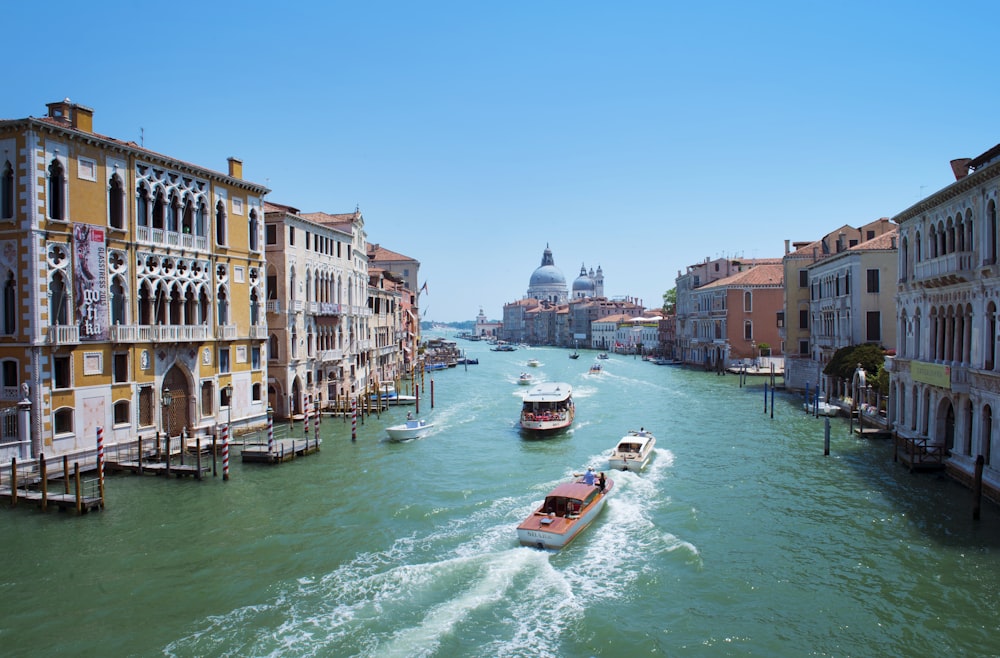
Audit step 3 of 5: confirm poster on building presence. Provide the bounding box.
[73,223,108,341]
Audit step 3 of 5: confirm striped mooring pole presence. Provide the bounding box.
[304,396,310,439]
[267,406,274,454]
[97,426,105,503]
[351,398,357,442]
[222,422,230,481]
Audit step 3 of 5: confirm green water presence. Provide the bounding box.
[2,339,999,657]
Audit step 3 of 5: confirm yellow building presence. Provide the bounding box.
[0,99,269,459]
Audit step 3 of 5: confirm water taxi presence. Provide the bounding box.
[519,382,574,432]
[527,359,540,367]
[518,372,534,386]
[589,362,602,374]
[517,474,614,549]
[608,429,656,470]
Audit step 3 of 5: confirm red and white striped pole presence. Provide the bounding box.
[267,407,274,454]
[222,422,230,481]
[304,395,310,439]
[314,397,320,444]
[351,397,357,442]
[96,425,104,487]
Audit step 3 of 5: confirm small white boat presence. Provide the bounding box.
[371,382,417,406]
[518,372,534,385]
[609,429,656,470]
[804,397,841,417]
[597,352,609,360]
[589,362,602,374]
[517,474,614,549]
[527,359,540,367]
[385,417,434,441]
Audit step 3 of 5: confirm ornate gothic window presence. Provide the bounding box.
[109,173,125,229]
[48,159,66,220]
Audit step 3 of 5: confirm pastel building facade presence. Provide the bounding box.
[0,99,269,459]
[889,147,1000,498]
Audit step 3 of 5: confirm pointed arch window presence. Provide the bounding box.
[269,334,279,361]
[1,160,13,219]
[167,194,180,232]
[215,200,227,245]
[48,159,66,220]
[182,199,194,235]
[152,189,165,229]
[248,209,259,251]
[250,288,260,326]
[110,276,127,326]
[217,285,229,325]
[195,201,206,236]
[3,272,15,334]
[50,271,69,325]
[109,173,125,229]
[137,185,150,227]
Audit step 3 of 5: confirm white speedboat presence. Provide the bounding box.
[385,418,433,441]
[527,359,540,367]
[608,429,656,470]
[371,382,417,406]
[589,362,602,374]
[520,382,574,432]
[804,397,841,417]
[518,372,534,385]
[517,474,614,549]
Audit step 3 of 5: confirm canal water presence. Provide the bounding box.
[2,337,999,657]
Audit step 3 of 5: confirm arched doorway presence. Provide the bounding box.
[162,365,192,437]
[290,377,302,418]
[939,397,955,454]
[268,383,284,419]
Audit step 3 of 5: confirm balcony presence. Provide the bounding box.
[155,325,210,342]
[292,300,304,313]
[1,386,21,401]
[318,349,343,363]
[913,252,975,288]
[315,302,342,316]
[46,325,80,345]
[249,325,269,340]
[216,325,237,341]
[137,225,209,251]
[110,325,153,343]
[266,300,281,314]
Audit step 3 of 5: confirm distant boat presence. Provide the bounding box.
[608,429,656,471]
[569,351,580,360]
[527,359,540,367]
[457,357,479,365]
[597,352,609,360]
[589,362,602,374]
[491,344,517,352]
[518,372,534,386]
[371,382,417,406]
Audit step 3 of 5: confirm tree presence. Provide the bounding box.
[662,288,676,314]
[823,344,887,390]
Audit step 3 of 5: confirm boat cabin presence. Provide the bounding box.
[540,482,600,518]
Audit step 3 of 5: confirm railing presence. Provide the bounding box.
[155,324,210,342]
[292,300,304,313]
[318,349,343,363]
[216,325,237,340]
[316,302,341,316]
[266,300,281,313]
[137,225,209,252]
[896,435,945,468]
[46,325,80,345]
[249,325,269,340]
[913,252,975,284]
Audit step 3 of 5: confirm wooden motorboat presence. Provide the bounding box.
[517,474,614,549]
[608,429,656,470]
[385,418,433,441]
[519,382,574,432]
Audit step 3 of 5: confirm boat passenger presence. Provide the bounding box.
[597,472,606,492]
[407,412,414,420]
[583,468,595,486]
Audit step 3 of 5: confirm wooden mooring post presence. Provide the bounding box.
[973,454,985,521]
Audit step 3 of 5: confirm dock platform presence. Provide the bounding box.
[242,437,321,464]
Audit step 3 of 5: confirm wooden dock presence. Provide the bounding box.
[105,434,215,479]
[242,437,321,464]
[894,435,946,472]
[0,456,103,514]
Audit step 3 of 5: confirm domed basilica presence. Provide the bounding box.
[527,245,603,304]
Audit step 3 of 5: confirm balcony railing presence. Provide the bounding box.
[110,325,153,343]
[154,325,210,342]
[913,252,975,286]
[266,300,281,314]
[46,325,80,345]
[316,302,342,316]
[216,325,238,340]
[318,349,343,363]
[292,300,304,313]
[137,225,209,251]
[249,325,269,340]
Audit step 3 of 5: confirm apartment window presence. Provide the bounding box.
[2,359,17,392]
[2,160,14,219]
[136,185,150,227]
[776,312,784,328]
[866,311,881,342]
[53,407,73,434]
[219,348,231,374]
[289,226,295,246]
[866,269,880,293]
[220,385,232,409]
[3,271,15,334]
[252,382,262,402]
[799,309,808,330]
[53,355,71,389]
[252,346,261,370]
[269,334,279,360]
[113,353,129,383]
[743,291,752,312]
[799,270,808,287]
[743,320,752,341]
[113,400,130,425]
[215,200,227,245]
[138,386,153,426]
[50,272,69,325]
[249,209,260,251]
[799,340,809,355]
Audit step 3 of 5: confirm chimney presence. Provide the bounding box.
[950,158,972,181]
[784,239,790,255]
[890,235,897,249]
[46,98,94,133]
[228,157,243,179]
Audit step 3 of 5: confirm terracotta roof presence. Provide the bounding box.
[849,228,898,251]
[368,243,416,262]
[700,263,784,289]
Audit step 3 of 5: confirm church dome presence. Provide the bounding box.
[572,264,595,294]
[526,245,568,304]
[530,264,566,287]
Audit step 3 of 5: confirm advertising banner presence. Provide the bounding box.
[74,223,108,341]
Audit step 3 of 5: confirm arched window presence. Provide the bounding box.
[137,185,150,227]
[269,334,279,361]
[989,200,998,265]
[48,159,65,220]
[113,399,131,425]
[291,328,298,358]
[215,200,227,245]
[50,271,69,325]
[217,285,229,325]
[989,302,998,371]
[1,358,18,393]
[167,194,180,232]
[1,160,13,219]
[250,289,260,326]
[743,291,752,312]
[152,189,165,229]
[196,201,206,236]
[3,271,15,334]
[182,199,194,234]
[249,209,259,251]
[982,404,993,466]
[54,407,74,434]
[108,173,125,229]
[110,276,126,326]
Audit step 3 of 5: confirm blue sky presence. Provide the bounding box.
[5,2,1000,322]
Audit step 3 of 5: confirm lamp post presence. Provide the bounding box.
[161,387,172,439]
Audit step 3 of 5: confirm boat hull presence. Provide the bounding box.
[385,421,433,441]
[517,479,613,549]
[608,432,656,470]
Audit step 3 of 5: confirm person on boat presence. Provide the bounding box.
[406,412,414,420]
[583,468,595,486]
[597,472,606,492]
